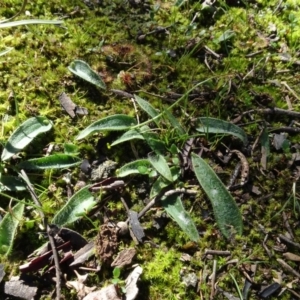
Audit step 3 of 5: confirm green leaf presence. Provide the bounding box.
[18,154,81,170]
[76,115,136,140]
[150,167,180,198]
[162,194,199,242]
[113,267,121,279]
[0,202,24,256]
[68,60,106,90]
[191,153,243,239]
[164,109,185,135]
[63,143,79,155]
[0,176,26,192]
[52,186,96,226]
[195,117,248,145]
[134,95,160,124]
[148,153,173,182]
[142,132,166,155]
[216,30,235,43]
[1,116,53,161]
[111,129,144,146]
[117,159,152,177]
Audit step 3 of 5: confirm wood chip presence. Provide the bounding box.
[59,92,76,118]
[111,248,136,268]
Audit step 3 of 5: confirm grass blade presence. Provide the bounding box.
[0,19,63,28]
[52,186,96,226]
[76,115,136,140]
[0,202,25,256]
[191,153,243,239]
[1,116,52,161]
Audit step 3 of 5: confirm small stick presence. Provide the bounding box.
[19,170,45,227]
[277,258,300,278]
[47,225,62,300]
[204,249,231,256]
[210,260,217,300]
[282,212,295,240]
[278,234,300,249]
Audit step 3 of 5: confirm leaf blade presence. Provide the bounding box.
[17,154,81,170]
[195,117,248,145]
[1,116,52,161]
[134,95,160,123]
[148,153,173,182]
[76,115,137,140]
[68,60,106,90]
[163,194,199,242]
[52,186,96,226]
[0,202,25,256]
[117,159,152,177]
[191,153,243,239]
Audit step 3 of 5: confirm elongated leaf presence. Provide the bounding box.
[0,202,24,256]
[1,116,52,161]
[117,159,152,177]
[142,131,166,155]
[134,95,160,123]
[191,153,243,239]
[18,154,81,170]
[68,60,106,90]
[195,117,248,145]
[162,194,199,242]
[111,129,144,146]
[0,176,26,192]
[164,109,185,135]
[148,153,173,182]
[150,167,180,198]
[0,19,63,28]
[52,186,96,226]
[76,115,136,140]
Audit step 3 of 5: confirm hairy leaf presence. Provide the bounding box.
[76,115,136,140]
[52,186,96,226]
[191,153,243,239]
[134,95,160,124]
[1,116,52,161]
[150,167,180,198]
[0,176,26,192]
[0,202,24,256]
[162,194,199,242]
[195,117,248,145]
[18,154,81,170]
[148,153,173,182]
[111,129,144,146]
[68,60,106,90]
[117,159,152,177]
[164,109,186,135]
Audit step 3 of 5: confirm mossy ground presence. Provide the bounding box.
[1,0,300,299]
